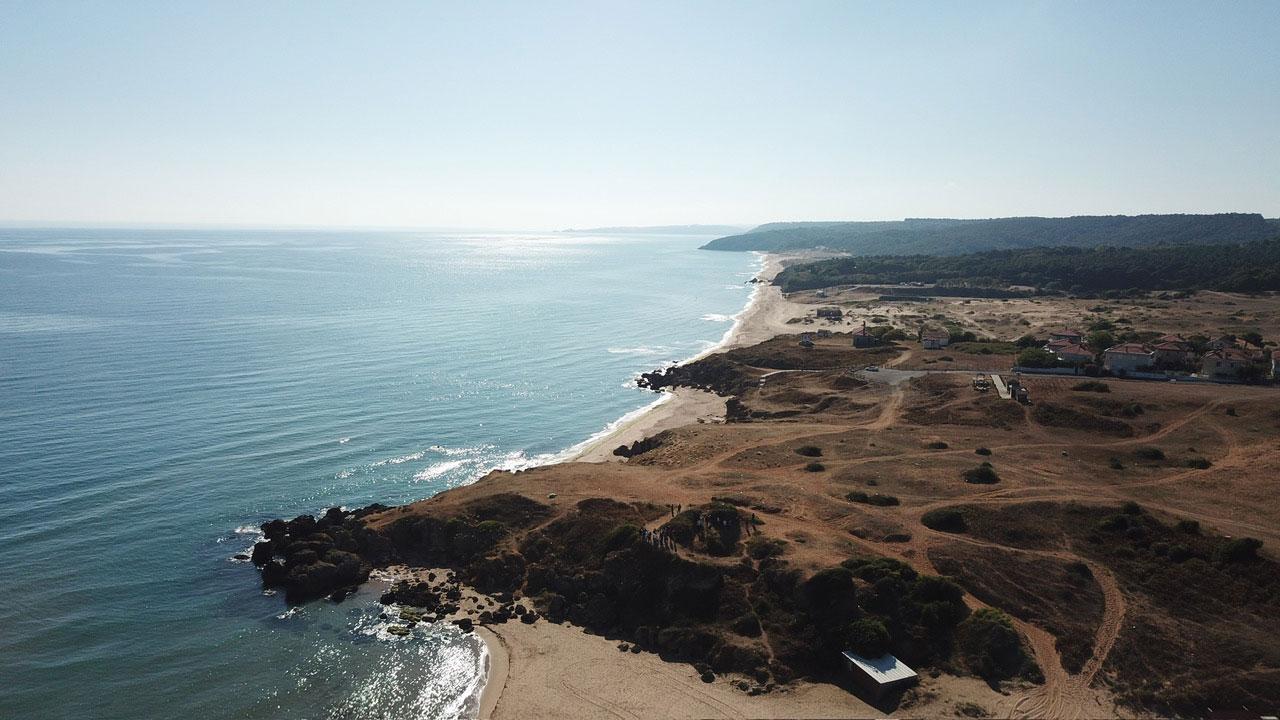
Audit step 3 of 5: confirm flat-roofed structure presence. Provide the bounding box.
[841,650,918,700]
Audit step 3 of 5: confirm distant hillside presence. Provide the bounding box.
[774,239,1280,294]
[702,214,1274,255]
[561,224,747,235]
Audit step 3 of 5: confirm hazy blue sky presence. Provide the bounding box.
[1,1,1277,229]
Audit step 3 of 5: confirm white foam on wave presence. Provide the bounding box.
[606,345,672,356]
[701,313,733,323]
[338,437,350,444]
[372,451,426,467]
[412,459,468,482]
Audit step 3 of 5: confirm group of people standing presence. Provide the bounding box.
[641,527,677,551]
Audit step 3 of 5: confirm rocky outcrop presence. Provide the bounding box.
[252,504,392,603]
[637,355,752,397]
[613,430,672,458]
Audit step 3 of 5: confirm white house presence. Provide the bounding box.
[1102,343,1153,374]
[1054,343,1094,364]
[921,329,950,350]
[1202,347,1252,380]
[841,651,918,700]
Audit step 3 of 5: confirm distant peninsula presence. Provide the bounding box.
[701,213,1275,255]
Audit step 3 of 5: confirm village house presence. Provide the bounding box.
[1150,341,1195,367]
[921,329,950,350]
[852,322,878,348]
[1044,337,1074,352]
[1103,343,1154,374]
[1201,347,1253,380]
[841,650,918,701]
[1048,328,1084,344]
[1053,343,1094,364]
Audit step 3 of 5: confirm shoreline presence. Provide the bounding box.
[568,252,793,463]
[471,252,817,718]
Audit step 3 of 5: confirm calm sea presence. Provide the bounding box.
[0,228,757,719]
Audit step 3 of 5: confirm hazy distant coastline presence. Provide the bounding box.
[560,224,749,235]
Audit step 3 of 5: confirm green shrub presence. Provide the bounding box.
[603,523,642,552]
[1098,514,1130,531]
[844,618,891,657]
[795,445,823,457]
[745,536,787,560]
[1109,458,1125,470]
[956,608,1033,680]
[804,462,826,472]
[1134,447,1165,461]
[922,509,967,533]
[926,441,949,450]
[1176,519,1200,535]
[1186,457,1212,469]
[845,491,900,507]
[1216,537,1262,563]
[974,447,992,456]
[1121,501,1142,515]
[963,463,1000,484]
[1167,543,1192,562]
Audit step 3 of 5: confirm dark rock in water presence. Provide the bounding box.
[261,519,288,540]
[232,553,250,561]
[519,611,537,624]
[513,605,527,617]
[700,671,715,684]
[250,541,275,566]
[452,618,474,633]
[261,560,288,587]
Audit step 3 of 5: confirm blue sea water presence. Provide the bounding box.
[0,228,758,719]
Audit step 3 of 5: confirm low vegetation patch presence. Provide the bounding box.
[1032,402,1133,436]
[956,608,1039,681]
[974,447,992,456]
[845,491,900,507]
[942,501,1280,715]
[925,441,949,450]
[795,445,823,457]
[963,462,1000,484]
[921,508,967,533]
[803,462,826,472]
[1072,381,1111,393]
[1133,446,1165,461]
[930,543,1104,674]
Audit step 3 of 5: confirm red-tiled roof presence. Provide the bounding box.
[1151,342,1191,351]
[1055,344,1092,358]
[1205,347,1253,362]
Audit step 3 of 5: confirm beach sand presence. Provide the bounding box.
[475,613,1034,720]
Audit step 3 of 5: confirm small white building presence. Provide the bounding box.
[841,651,918,700]
[921,329,950,350]
[1103,343,1154,374]
[1054,343,1093,364]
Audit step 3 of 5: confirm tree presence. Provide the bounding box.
[1016,348,1059,368]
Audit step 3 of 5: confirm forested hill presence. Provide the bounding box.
[701,214,1274,255]
[773,239,1280,294]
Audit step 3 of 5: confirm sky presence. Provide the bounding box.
[1,1,1277,230]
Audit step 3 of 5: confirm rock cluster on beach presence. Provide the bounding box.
[251,505,393,603]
